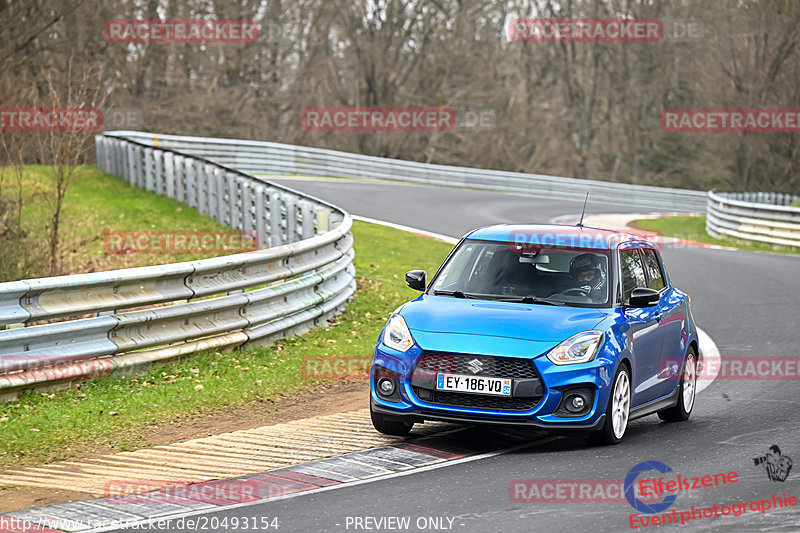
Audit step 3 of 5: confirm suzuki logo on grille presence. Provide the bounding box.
[466,358,484,374]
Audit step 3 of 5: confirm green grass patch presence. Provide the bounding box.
[0,220,452,467]
[1,165,240,280]
[632,215,800,255]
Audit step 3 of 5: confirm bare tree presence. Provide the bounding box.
[30,58,106,275]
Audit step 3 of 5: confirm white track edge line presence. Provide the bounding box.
[352,215,459,244]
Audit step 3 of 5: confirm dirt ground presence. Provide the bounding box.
[0,379,370,514]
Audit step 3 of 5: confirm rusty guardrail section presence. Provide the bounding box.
[0,132,355,399]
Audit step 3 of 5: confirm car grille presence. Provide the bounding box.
[413,352,538,379]
[411,352,542,412]
[415,388,540,411]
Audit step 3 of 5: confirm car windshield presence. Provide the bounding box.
[429,239,612,308]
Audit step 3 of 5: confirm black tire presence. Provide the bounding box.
[658,347,697,422]
[370,405,413,436]
[587,363,631,446]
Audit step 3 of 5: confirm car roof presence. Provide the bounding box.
[463,224,657,251]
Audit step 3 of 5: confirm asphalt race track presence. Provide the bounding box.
[111,178,800,532]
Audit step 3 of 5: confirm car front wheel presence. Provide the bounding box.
[658,347,697,422]
[370,405,414,436]
[587,363,631,445]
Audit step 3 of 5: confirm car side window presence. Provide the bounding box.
[620,250,647,304]
[642,249,665,291]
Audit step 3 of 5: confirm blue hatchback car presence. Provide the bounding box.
[370,224,699,444]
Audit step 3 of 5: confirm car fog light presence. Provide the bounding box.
[378,378,396,396]
[565,393,588,413]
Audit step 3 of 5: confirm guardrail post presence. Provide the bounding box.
[214,168,226,225]
[113,139,123,176]
[285,194,299,242]
[154,150,165,195]
[315,207,330,234]
[164,151,175,198]
[174,154,186,202]
[143,147,155,191]
[95,135,107,172]
[300,200,315,239]
[188,158,199,208]
[255,185,268,249]
[227,173,240,230]
[269,189,282,247]
[240,181,254,239]
[126,143,135,184]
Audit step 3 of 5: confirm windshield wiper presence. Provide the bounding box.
[431,290,481,299]
[494,295,566,306]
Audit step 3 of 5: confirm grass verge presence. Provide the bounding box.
[632,215,800,255]
[0,220,453,467]
[1,165,243,280]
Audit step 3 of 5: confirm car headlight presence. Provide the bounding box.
[547,331,604,365]
[382,315,415,352]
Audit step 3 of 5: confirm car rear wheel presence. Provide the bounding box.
[587,363,630,445]
[370,405,414,436]
[658,347,697,422]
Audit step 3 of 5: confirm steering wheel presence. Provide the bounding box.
[559,287,590,297]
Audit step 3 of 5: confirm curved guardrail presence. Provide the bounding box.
[707,190,800,249]
[0,132,355,398]
[112,131,708,212]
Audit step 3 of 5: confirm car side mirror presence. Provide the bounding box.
[628,287,660,308]
[405,270,427,291]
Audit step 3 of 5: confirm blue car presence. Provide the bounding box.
[370,224,699,444]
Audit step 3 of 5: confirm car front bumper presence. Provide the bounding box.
[371,343,618,431]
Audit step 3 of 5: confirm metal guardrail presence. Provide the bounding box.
[112,131,708,212]
[707,190,800,249]
[0,133,355,398]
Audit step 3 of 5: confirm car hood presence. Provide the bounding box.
[400,294,610,343]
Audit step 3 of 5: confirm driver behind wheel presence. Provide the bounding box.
[568,253,606,302]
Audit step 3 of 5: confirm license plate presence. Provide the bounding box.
[436,373,512,396]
